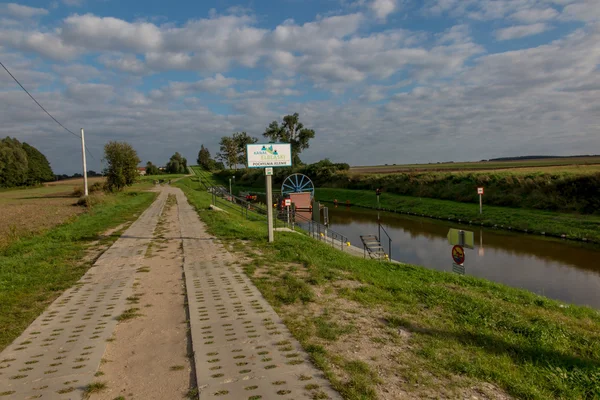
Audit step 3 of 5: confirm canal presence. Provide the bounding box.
[326,206,600,309]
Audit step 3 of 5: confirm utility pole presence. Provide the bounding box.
[81,128,88,197]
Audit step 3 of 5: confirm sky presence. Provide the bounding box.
[0,0,598,174]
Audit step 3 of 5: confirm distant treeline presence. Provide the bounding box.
[54,171,103,181]
[0,137,54,188]
[487,155,600,162]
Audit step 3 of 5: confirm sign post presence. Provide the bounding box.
[247,144,292,243]
[266,170,274,242]
[477,187,484,214]
[285,198,291,227]
[448,228,474,275]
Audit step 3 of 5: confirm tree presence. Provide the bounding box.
[22,142,54,185]
[0,137,28,187]
[233,132,258,168]
[166,152,188,174]
[217,136,238,170]
[263,113,315,165]
[197,145,213,170]
[103,141,140,192]
[145,161,161,175]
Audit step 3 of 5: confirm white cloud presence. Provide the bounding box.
[423,0,592,23]
[65,82,114,103]
[496,23,549,40]
[562,0,600,22]
[61,14,163,52]
[99,54,148,74]
[166,74,239,97]
[0,3,48,18]
[370,0,397,19]
[53,63,100,82]
[0,29,80,60]
[511,7,558,23]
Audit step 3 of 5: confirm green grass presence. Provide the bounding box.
[0,190,156,351]
[176,176,600,400]
[116,308,142,321]
[138,174,186,183]
[84,381,107,396]
[316,187,600,243]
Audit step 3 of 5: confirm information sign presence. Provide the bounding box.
[247,144,292,168]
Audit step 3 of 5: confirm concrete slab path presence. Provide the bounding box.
[0,189,168,399]
[0,186,341,400]
[176,188,341,400]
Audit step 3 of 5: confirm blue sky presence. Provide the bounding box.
[0,0,598,173]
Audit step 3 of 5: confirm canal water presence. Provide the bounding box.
[326,206,600,309]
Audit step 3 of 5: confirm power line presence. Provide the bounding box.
[0,60,95,159]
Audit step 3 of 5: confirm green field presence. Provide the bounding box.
[176,175,600,400]
[351,156,600,174]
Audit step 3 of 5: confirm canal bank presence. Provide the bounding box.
[327,206,600,309]
[315,187,600,244]
[176,177,600,400]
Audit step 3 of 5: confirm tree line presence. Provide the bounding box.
[144,152,188,175]
[197,113,315,171]
[0,137,54,188]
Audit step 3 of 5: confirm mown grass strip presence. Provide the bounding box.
[0,191,156,351]
[177,177,600,400]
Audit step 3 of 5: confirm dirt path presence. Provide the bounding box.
[0,186,341,399]
[89,193,192,400]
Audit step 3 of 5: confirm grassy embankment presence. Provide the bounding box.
[0,188,157,351]
[325,168,600,214]
[177,175,600,400]
[316,188,600,243]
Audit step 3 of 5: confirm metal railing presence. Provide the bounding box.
[292,210,348,252]
[378,221,393,261]
[187,169,350,251]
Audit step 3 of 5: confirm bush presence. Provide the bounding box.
[72,186,84,197]
[89,182,104,193]
[76,194,103,208]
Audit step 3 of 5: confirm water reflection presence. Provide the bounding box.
[327,207,600,309]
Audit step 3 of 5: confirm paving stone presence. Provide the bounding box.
[176,190,341,400]
[0,191,169,399]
